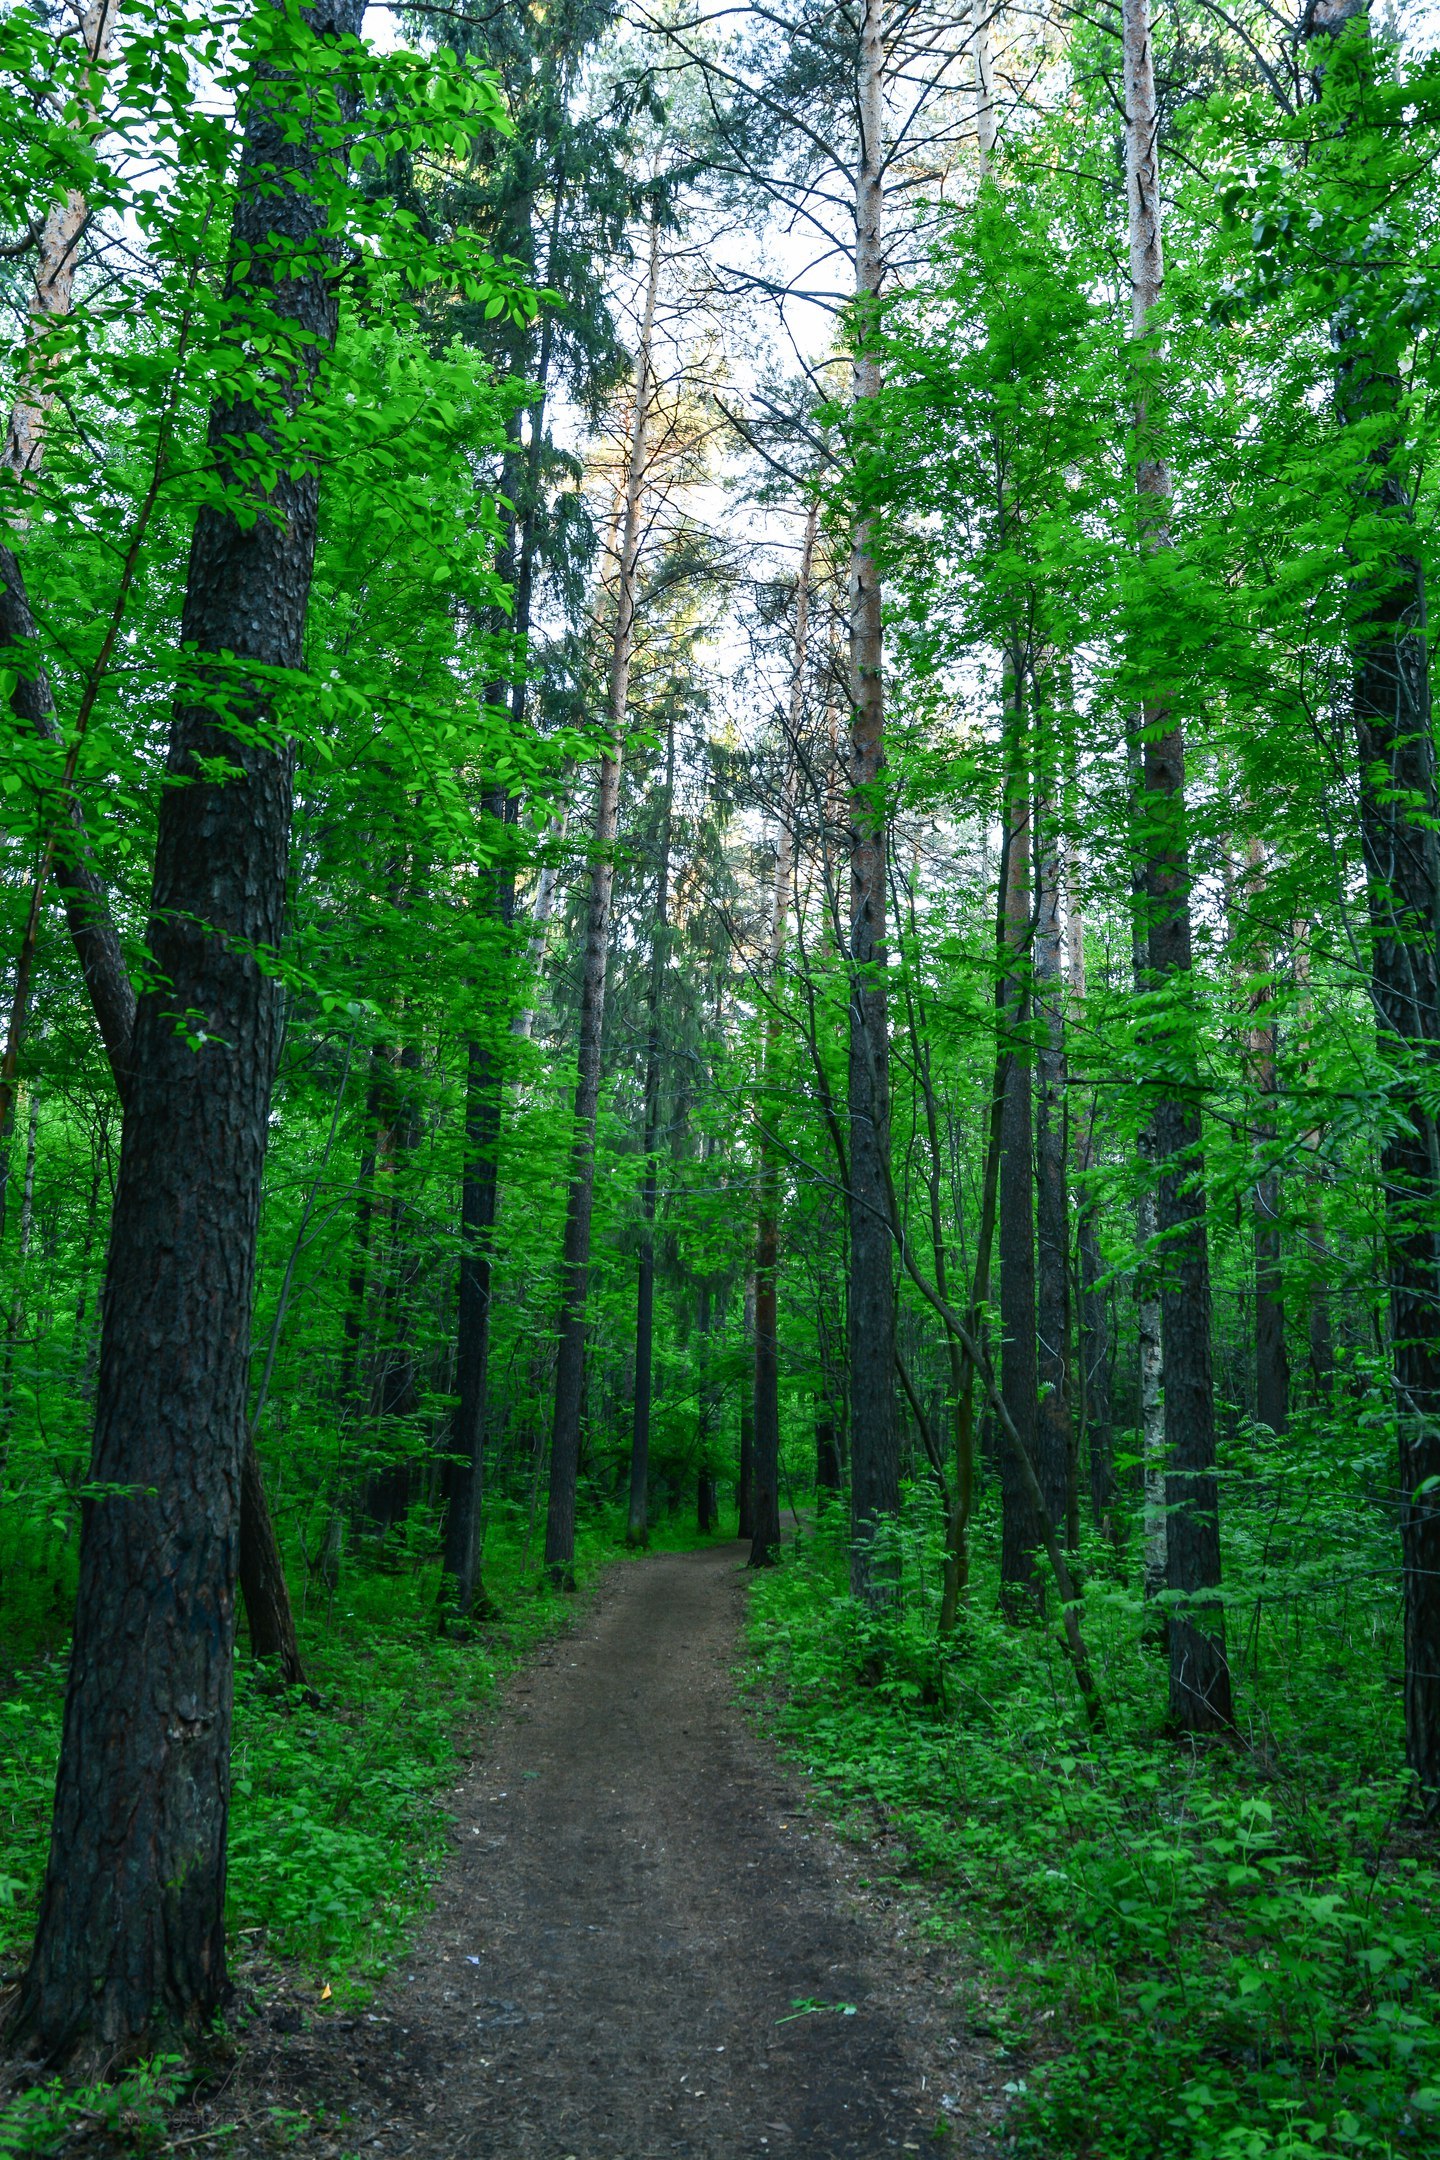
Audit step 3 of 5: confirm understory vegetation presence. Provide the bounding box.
[750,1489,1440,2160]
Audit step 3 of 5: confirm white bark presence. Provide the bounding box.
[4,0,120,504]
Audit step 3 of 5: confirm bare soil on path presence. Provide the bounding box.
[224,1543,1005,2160]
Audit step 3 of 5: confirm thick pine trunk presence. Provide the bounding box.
[1305,0,1440,1790]
[847,0,899,1602]
[8,0,363,2063]
[545,220,659,1587]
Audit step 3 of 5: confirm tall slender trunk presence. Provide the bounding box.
[696,1279,717,1533]
[1307,0,1440,1789]
[999,702,1043,1608]
[442,408,527,1621]
[627,707,676,1546]
[753,500,818,1567]
[1034,777,1075,1547]
[1242,837,1288,1434]
[544,217,660,1587]
[1124,0,1232,1730]
[9,0,364,2062]
[1130,860,1168,1608]
[738,1271,757,1537]
[1,1089,40,1446]
[1292,916,1335,1395]
[847,0,899,1603]
[1065,886,1114,1523]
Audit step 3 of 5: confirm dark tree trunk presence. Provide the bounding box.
[627,712,674,1548]
[815,1416,841,1495]
[737,1271,756,1538]
[440,455,523,1618]
[846,2,898,1604]
[750,1201,783,1567]
[1077,1198,1113,1523]
[1033,785,1074,1547]
[1304,0,1440,1791]
[998,736,1042,1611]
[7,0,363,2064]
[360,1040,423,1535]
[442,1031,502,1620]
[846,518,898,1602]
[696,1280,717,1533]
[2,515,306,1694]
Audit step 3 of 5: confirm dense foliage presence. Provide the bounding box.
[1,0,1438,2150]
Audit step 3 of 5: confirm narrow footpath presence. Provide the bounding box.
[226,1544,1004,2159]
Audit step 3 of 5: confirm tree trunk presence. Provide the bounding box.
[752,500,817,1567]
[0,0,303,1684]
[737,1271,756,1537]
[1064,894,1114,1525]
[1243,840,1289,1435]
[1124,0,1232,1731]
[1034,781,1075,1547]
[545,217,660,1587]
[999,711,1042,1610]
[847,0,899,1603]
[443,1031,502,1618]
[628,709,676,1547]
[8,0,363,2064]
[1307,0,1440,1790]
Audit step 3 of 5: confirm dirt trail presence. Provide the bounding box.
[232,1544,1003,2159]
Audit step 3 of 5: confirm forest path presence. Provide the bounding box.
[233,1543,1003,2159]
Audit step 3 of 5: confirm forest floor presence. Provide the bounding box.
[184,1540,1007,2160]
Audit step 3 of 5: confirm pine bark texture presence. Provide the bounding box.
[9,0,364,2062]
[1306,0,1440,1791]
[846,0,899,1602]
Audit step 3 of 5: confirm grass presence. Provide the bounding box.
[743,1467,1440,2160]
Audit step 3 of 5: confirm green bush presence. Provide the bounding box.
[745,1499,1440,2160]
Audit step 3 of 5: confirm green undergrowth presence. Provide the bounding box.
[744,1497,1440,2160]
[0,1506,658,2002]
